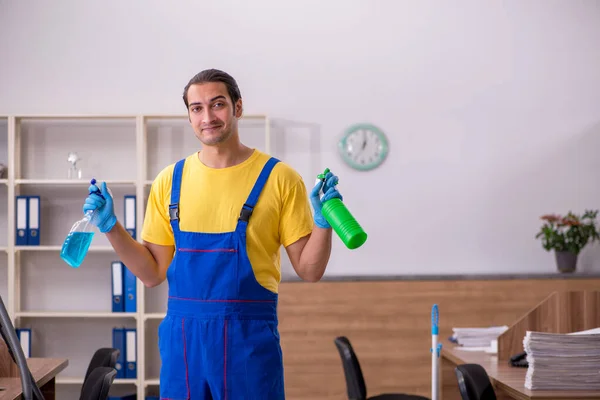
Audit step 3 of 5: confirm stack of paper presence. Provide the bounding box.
[451,326,509,347]
[524,328,600,390]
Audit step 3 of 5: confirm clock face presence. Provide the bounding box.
[338,123,389,171]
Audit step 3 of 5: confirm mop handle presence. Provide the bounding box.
[431,304,442,400]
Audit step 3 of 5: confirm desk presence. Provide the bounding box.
[0,358,68,400]
[441,340,600,400]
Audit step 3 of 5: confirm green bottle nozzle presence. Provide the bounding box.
[317,168,331,181]
[316,168,367,250]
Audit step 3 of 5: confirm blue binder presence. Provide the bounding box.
[123,265,137,313]
[125,328,137,379]
[124,195,136,238]
[111,262,124,312]
[15,328,31,358]
[27,196,40,246]
[15,196,28,246]
[112,327,126,379]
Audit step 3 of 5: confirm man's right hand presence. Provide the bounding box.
[83,181,117,233]
[310,171,343,229]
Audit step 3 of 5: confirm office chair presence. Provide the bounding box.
[80,348,120,399]
[333,336,430,400]
[79,367,117,400]
[83,348,120,383]
[454,363,497,400]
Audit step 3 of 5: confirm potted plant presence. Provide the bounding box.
[535,210,600,273]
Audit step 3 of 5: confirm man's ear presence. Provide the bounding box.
[235,99,243,118]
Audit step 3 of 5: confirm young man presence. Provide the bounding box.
[83,69,342,399]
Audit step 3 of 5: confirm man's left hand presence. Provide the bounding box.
[310,171,343,229]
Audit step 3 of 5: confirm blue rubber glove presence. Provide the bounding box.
[82,181,117,233]
[310,171,343,229]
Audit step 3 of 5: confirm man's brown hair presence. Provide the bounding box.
[182,69,242,114]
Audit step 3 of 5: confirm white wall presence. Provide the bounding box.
[2,0,600,277]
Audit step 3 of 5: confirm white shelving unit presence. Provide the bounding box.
[0,113,284,399]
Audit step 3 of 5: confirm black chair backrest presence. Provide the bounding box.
[79,367,116,400]
[455,364,497,400]
[333,336,367,400]
[84,348,120,383]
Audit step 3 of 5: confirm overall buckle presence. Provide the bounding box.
[239,203,253,222]
[169,203,179,221]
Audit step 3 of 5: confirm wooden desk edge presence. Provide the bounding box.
[0,358,68,400]
[30,358,69,389]
[440,343,466,367]
[441,341,600,399]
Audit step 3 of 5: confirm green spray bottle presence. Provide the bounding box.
[317,168,368,249]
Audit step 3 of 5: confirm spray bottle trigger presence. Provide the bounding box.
[89,178,106,200]
[315,168,331,198]
[317,168,330,181]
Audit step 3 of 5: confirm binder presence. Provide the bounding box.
[125,328,137,379]
[123,265,137,313]
[16,328,31,358]
[111,262,124,312]
[15,196,28,246]
[112,327,126,379]
[124,195,136,238]
[27,196,40,246]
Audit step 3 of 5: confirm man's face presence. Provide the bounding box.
[186,82,242,146]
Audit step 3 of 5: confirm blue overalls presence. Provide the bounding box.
[158,156,285,400]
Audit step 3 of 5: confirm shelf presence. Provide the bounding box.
[15,114,139,120]
[144,379,160,387]
[0,179,7,185]
[14,179,136,186]
[16,311,138,318]
[16,117,138,182]
[14,245,114,252]
[57,377,138,385]
[143,313,166,321]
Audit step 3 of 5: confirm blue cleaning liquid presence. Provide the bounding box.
[60,231,95,268]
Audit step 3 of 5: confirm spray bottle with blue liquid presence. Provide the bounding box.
[60,178,103,268]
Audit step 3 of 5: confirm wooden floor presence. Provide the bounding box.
[277,276,600,400]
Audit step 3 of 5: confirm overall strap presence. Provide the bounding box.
[236,157,280,234]
[168,158,186,235]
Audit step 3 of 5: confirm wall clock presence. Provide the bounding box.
[338,123,389,171]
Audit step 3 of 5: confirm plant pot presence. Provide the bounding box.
[555,250,578,273]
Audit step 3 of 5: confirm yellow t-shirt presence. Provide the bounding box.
[141,149,314,293]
